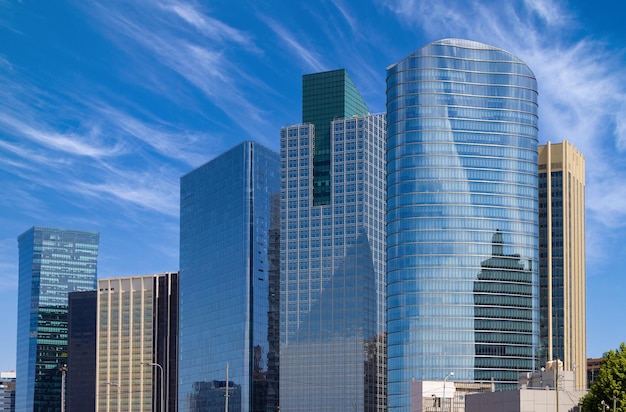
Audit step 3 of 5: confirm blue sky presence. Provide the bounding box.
[1,0,624,371]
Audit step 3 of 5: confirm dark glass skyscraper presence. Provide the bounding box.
[179,142,280,412]
[16,227,99,412]
[386,38,539,410]
[280,70,386,412]
[302,69,370,206]
[67,290,97,412]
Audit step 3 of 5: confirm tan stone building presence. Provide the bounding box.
[538,140,586,390]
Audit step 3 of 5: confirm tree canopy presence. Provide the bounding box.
[581,342,626,411]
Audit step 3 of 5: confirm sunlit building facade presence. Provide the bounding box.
[280,70,387,412]
[16,226,99,412]
[538,140,586,389]
[96,273,178,412]
[386,38,539,410]
[0,371,16,412]
[179,142,280,412]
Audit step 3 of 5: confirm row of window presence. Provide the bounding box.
[389,54,535,78]
[387,68,538,88]
[388,117,537,137]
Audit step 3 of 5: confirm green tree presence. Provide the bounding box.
[581,342,626,411]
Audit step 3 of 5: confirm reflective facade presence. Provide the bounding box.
[280,70,386,412]
[179,142,280,412]
[386,38,539,409]
[538,141,586,389]
[302,69,370,206]
[16,227,99,412]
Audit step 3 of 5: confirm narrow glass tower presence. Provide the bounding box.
[16,227,99,412]
[386,39,539,410]
[178,142,280,412]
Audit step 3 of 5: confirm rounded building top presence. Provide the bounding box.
[387,38,536,80]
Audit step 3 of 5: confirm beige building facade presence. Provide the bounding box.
[538,140,586,390]
[96,273,178,412]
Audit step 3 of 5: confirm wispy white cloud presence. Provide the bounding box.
[262,17,327,73]
[72,172,180,218]
[90,103,216,166]
[161,1,255,50]
[0,112,124,158]
[77,0,272,140]
[522,0,572,27]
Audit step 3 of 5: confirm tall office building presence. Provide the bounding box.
[67,290,97,412]
[0,371,16,412]
[386,38,539,409]
[16,227,99,412]
[280,69,386,412]
[538,140,586,389]
[95,273,178,412]
[179,142,280,412]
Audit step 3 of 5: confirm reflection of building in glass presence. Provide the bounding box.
[474,231,534,388]
[0,371,16,412]
[538,140,586,390]
[179,142,280,412]
[95,273,178,412]
[16,227,99,412]
[280,69,386,412]
[186,380,242,412]
[386,38,539,410]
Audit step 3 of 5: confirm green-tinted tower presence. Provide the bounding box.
[302,69,369,205]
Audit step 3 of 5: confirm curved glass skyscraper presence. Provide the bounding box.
[386,39,539,410]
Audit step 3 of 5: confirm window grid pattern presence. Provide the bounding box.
[386,38,539,411]
[16,227,99,412]
[302,69,370,206]
[280,114,387,412]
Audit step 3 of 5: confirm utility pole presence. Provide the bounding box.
[555,359,559,412]
[225,363,230,412]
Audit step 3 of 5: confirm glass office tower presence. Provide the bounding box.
[538,140,586,390]
[16,227,99,412]
[280,70,386,412]
[303,69,370,206]
[67,290,97,412]
[179,142,280,412]
[386,38,539,409]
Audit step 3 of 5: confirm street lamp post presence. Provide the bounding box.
[442,372,454,412]
[59,364,68,412]
[143,362,165,412]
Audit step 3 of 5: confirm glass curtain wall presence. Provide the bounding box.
[16,227,99,412]
[280,113,387,412]
[179,142,279,412]
[386,38,539,411]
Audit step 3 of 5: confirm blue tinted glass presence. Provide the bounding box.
[179,142,280,412]
[280,115,386,411]
[17,227,99,412]
[386,38,539,411]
